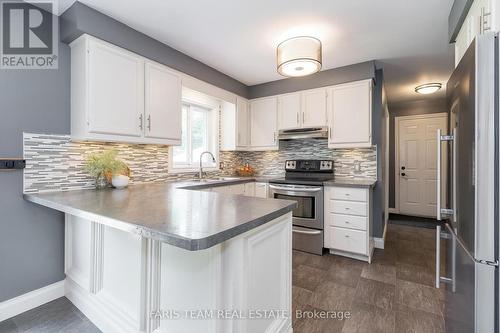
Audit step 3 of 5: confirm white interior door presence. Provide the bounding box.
[398,115,447,217]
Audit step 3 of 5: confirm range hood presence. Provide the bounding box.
[278,127,329,140]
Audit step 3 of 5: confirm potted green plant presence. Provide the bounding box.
[84,150,130,189]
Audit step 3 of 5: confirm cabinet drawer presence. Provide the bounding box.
[330,213,367,231]
[329,187,367,202]
[329,200,367,216]
[329,227,367,255]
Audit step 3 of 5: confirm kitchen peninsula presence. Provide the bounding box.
[24,180,296,333]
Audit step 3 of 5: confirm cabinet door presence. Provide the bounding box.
[87,39,144,137]
[144,61,181,142]
[244,182,255,197]
[250,97,278,149]
[236,97,249,147]
[229,184,246,195]
[278,93,301,130]
[254,183,268,198]
[302,89,327,127]
[329,80,372,148]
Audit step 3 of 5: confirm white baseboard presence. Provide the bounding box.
[388,208,399,214]
[374,223,388,249]
[65,278,138,333]
[373,237,384,249]
[0,280,65,322]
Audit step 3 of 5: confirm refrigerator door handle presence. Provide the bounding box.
[437,129,441,220]
[436,224,455,290]
[436,129,454,221]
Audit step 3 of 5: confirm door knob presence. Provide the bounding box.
[401,173,406,177]
[401,166,406,170]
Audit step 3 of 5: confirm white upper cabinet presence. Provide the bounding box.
[277,88,327,130]
[278,93,301,130]
[220,97,249,151]
[236,97,249,148]
[249,97,278,150]
[70,35,182,145]
[454,0,497,66]
[87,38,144,137]
[302,88,327,127]
[328,80,372,148]
[144,61,182,142]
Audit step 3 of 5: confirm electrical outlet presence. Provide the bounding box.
[354,161,361,172]
[0,159,26,170]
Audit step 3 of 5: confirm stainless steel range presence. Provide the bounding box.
[268,160,334,255]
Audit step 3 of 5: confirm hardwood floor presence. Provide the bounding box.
[292,222,446,333]
[0,222,444,333]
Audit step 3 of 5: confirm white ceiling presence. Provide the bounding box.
[63,0,455,104]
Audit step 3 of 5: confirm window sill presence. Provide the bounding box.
[168,166,219,174]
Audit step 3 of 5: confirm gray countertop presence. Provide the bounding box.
[24,181,296,251]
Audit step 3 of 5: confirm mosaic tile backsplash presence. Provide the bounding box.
[23,133,376,193]
[223,139,377,179]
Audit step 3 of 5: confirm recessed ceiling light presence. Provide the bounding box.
[277,36,322,77]
[415,83,442,95]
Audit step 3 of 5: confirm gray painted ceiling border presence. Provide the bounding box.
[448,0,474,42]
[60,2,376,100]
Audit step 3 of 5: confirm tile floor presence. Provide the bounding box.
[0,222,444,333]
[292,222,445,333]
[0,297,99,333]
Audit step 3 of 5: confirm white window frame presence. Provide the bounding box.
[169,90,220,174]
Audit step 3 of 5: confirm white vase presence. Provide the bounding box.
[111,175,129,189]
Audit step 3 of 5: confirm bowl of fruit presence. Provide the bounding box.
[235,163,255,177]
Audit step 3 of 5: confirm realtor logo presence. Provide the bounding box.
[1,0,58,69]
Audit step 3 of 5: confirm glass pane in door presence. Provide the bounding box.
[274,194,315,219]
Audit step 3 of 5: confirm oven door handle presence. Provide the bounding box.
[292,228,322,235]
[269,184,323,192]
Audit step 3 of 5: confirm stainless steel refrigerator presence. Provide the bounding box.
[435,32,499,333]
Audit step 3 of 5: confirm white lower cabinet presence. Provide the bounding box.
[64,212,292,333]
[329,227,367,255]
[254,182,268,198]
[229,183,245,195]
[205,182,259,197]
[244,182,255,196]
[324,185,373,263]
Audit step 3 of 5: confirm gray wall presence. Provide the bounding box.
[371,69,386,238]
[248,61,375,99]
[60,3,377,101]
[388,98,448,208]
[0,20,70,301]
[60,2,249,98]
[449,0,474,42]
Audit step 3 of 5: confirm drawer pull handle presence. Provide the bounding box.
[345,193,350,196]
[345,207,350,210]
[344,235,350,238]
[345,221,350,224]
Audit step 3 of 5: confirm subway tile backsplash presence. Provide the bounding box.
[23,133,376,193]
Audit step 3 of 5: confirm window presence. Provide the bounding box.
[171,99,218,172]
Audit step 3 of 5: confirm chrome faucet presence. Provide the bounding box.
[199,151,216,179]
